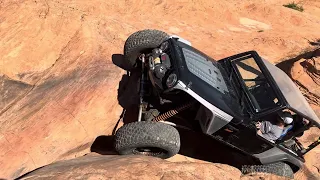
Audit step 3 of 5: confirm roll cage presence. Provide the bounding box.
[219,51,286,120]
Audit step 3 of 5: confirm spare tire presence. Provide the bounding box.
[124,29,169,70]
[114,121,180,159]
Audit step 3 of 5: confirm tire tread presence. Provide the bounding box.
[242,162,294,179]
[124,29,169,69]
[115,121,180,159]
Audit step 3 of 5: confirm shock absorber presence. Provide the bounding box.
[152,101,195,122]
[138,54,147,122]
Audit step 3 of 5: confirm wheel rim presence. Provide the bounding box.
[133,147,168,156]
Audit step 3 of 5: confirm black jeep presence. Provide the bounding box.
[114,29,320,178]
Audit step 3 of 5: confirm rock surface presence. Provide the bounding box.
[291,56,320,117]
[19,154,280,180]
[0,0,320,179]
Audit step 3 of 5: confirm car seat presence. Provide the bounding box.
[278,124,294,140]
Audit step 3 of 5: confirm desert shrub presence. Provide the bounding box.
[283,2,304,12]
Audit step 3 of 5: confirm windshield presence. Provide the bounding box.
[233,56,279,112]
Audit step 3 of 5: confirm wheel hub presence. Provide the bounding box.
[133,147,167,156]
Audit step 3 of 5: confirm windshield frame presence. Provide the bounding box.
[227,51,287,116]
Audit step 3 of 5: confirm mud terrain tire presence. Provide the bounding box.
[114,121,180,159]
[124,29,169,70]
[242,162,294,178]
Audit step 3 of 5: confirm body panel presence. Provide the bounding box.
[174,80,233,134]
[254,147,304,168]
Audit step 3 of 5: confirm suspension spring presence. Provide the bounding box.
[152,101,195,122]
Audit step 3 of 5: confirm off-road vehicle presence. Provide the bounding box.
[114,29,320,178]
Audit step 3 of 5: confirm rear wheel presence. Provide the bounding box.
[124,29,169,70]
[242,162,294,179]
[114,121,180,159]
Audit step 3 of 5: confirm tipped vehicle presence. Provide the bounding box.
[114,29,320,178]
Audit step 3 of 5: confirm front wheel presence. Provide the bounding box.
[114,121,180,159]
[123,29,169,70]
